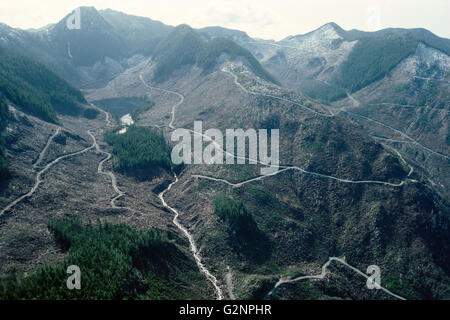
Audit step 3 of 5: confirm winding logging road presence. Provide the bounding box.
[267,257,406,300]
[86,106,133,211]
[0,129,96,217]
[138,66,411,300]
[139,73,184,129]
[88,131,131,211]
[221,67,335,117]
[140,70,224,299]
[341,109,450,160]
[0,65,419,300]
[33,128,61,169]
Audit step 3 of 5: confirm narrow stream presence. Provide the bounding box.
[158,174,224,300]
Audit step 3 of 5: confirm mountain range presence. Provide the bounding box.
[0,6,448,300]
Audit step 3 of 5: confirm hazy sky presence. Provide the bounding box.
[0,0,449,40]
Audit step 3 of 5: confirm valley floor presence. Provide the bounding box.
[1,58,448,300]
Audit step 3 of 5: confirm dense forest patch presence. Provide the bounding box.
[213,194,271,263]
[152,25,279,85]
[0,216,208,299]
[337,33,419,93]
[0,45,86,123]
[104,126,172,173]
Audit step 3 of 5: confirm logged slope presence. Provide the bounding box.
[0,9,448,301]
[167,65,449,300]
[0,94,10,180]
[334,43,450,201]
[232,23,450,103]
[87,48,450,299]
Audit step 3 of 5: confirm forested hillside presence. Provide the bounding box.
[153,25,279,84]
[0,45,86,123]
[0,216,207,299]
[328,28,450,99]
[214,195,271,263]
[99,9,173,56]
[337,32,420,92]
[198,37,280,85]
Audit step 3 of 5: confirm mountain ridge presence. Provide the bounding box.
[0,7,448,301]
[0,7,448,91]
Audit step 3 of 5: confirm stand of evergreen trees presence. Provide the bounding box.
[214,194,271,263]
[152,25,279,85]
[337,33,419,93]
[0,45,86,124]
[197,37,280,85]
[104,126,172,172]
[0,216,206,300]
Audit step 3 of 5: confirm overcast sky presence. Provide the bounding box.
[0,0,448,40]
